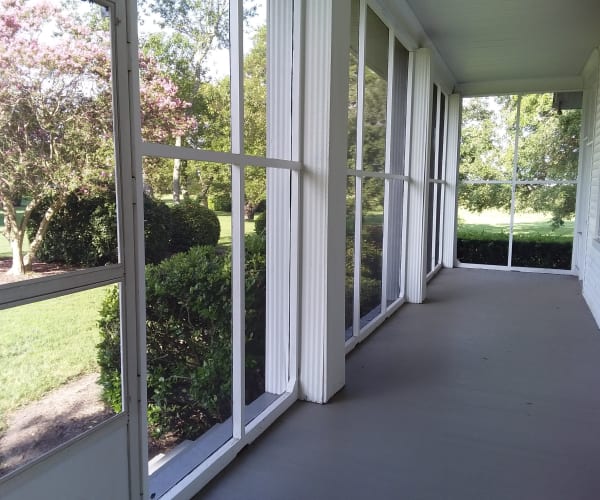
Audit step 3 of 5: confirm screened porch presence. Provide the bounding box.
[202,268,600,500]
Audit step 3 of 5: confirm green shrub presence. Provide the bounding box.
[345,224,383,329]
[96,286,122,412]
[29,190,118,267]
[142,196,172,264]
[208,193,232,212]
[97,234,266,441]
[29,190,172,266]
[169,200,221,253]
[457,238,572,269]
[254,211,266,236]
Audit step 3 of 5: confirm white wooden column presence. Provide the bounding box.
[384,40,409,304]
[442,93,461,268]
[265,0,293,395]
[300,0,349,403]
[405,49,432,303]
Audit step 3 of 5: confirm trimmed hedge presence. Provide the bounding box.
[457,238,572,269]
[97,234,266,441]
[29,191,119,267]
[29,192,221,266]
[169,200,221,253]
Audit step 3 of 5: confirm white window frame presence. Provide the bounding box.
[0,1,145,496]
[133,1,303,497]
[426,85,449,282]
[457,94,579,276]
[345,0,412,353]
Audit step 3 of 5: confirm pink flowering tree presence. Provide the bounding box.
[0,0,195,274]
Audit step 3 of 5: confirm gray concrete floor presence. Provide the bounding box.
[200,269,600,500]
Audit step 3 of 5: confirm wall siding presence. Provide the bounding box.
[582,50,600,326]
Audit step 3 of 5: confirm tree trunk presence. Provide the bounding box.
[24,200,62,272]
[9,238,25,275]
[173,136,182,203]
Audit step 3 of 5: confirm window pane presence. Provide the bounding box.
[429,85,438,180]
[244,165,288,413]
[142,159,233,488]
[384,178,404,307]
[362,8,388,173]
[0,1,118,284]
[347,0,360,170]
[389,39,409,176]
[460,97,515,182]
[345,176,356,339]
[437,92,446,180]
[0,285,121,477]
[512,184,575,269]
[457,184,511,266]
[244,0,267,157]
[137,0,231,151]
[360,177,383,322]
[426,181,435,274]
[517,93,580,182]
[435,183,443,266]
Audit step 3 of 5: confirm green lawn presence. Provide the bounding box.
[458,208,574,243]
[0,206,252,426]
[216,212,256,246]
[0,286,108,430]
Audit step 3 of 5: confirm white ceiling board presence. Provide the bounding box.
[402,0,600,90]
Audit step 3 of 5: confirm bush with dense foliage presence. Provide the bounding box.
[254,211,266,236]
[28,191,174,266]
[208,193,232,212]
[345,224,383,329]
[97,234,266,440]
[457,238,572,269]
[29,190,118,267]
[29,193,226,266]
[169,200,221,253]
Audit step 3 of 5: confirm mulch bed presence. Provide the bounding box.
[0,259,80,285]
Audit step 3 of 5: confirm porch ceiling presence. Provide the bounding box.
[401,0,600,94]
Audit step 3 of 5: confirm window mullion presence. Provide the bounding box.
[230,0,245,441]
[508,95,522,268]
[381,29,395,315]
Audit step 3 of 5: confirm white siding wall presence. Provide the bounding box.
[581,49,600,326]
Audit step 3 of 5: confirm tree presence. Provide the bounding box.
[459,95,580,226]
[139,0,256,202]
[0,0,194,274]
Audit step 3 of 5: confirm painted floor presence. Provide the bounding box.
[200,268,600,500]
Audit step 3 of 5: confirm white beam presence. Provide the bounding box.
[405,49,432,303]
[300,0,349,403]
[457,76,583,97]
[442,93,461,268]
[265,0,293,395]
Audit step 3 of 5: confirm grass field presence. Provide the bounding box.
[457,208,574,243]
[0,286,109,430]
[216,212,256,246]
[0,204,254,421]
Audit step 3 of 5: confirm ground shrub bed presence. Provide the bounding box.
[97,234,266,441]
[457,238,572,269]
[345,224,383,329]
